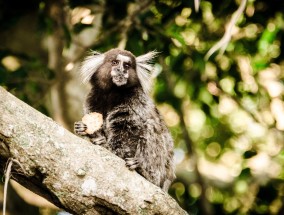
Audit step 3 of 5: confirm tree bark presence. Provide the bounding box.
[0,86,187,215]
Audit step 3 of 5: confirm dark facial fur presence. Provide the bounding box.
[90,49,140,91]
[75,48,175,191]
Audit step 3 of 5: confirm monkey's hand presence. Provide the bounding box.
[74,121,87,136]
[125,157,141,170]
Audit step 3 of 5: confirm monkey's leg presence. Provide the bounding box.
[126,160,161,188]
[125,146,162,187]
[125,142,143,170]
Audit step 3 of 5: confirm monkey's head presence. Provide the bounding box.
[80,48,158,94]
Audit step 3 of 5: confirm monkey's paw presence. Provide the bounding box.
[90,136,106,145]
[125,157,140,170]
[74,121,87,136]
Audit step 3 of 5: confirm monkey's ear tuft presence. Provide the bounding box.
[80,51,105,83]
[136,51,159,94]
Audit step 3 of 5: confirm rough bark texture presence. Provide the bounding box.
[0,86,187,215]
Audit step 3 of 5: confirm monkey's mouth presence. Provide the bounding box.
[112,75,128,86]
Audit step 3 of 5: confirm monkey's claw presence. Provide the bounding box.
[74,121,87,135]
[125,157,140,170]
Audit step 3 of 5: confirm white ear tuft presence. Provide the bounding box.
[80,51,105,83]
[136,51,159,94]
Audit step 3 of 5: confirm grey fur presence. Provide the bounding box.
[74,48,175,191]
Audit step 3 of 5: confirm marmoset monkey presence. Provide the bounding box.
[74,48,175,191]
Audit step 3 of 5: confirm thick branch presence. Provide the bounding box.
[0,86,187,215]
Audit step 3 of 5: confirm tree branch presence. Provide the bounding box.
[0,86,187,215]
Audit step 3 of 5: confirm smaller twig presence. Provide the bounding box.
[3,158,27,215]
[3,160,12,215]
[194,0,200,13]
[204,0,247,60]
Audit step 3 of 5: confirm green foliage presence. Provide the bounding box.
[0,0,284,214]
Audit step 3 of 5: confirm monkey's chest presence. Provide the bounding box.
[106,113,145,159]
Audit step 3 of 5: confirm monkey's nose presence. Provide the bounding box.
[119,63,124,72]
[115,67,126,74]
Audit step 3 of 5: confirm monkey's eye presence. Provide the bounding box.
[124,63,131,70]
[111,60,119,66]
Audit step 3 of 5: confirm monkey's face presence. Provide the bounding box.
[110,54,132,87]
[81,48,158,94]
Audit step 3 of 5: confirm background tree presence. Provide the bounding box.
[0,0,284,214]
